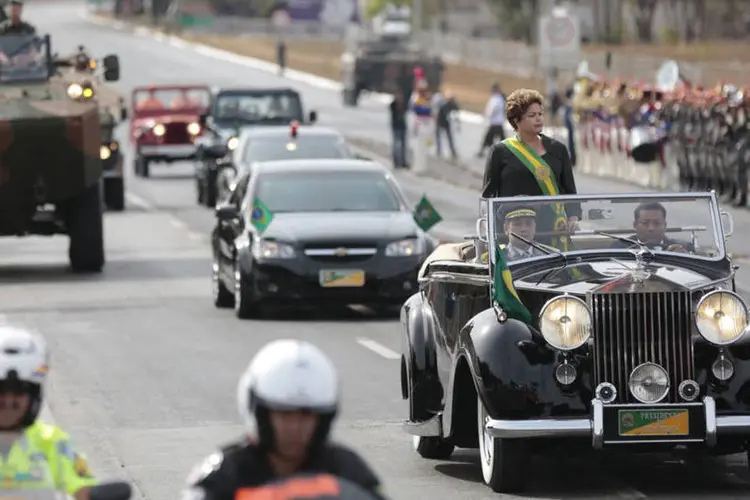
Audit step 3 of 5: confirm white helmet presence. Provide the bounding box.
[0,325,49,430]
[237,339,339,452]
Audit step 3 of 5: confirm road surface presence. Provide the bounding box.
[2,3,750,499]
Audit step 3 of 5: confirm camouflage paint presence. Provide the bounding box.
[0,80,102,233]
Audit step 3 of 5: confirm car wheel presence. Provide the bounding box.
[477,395,529,493]
[212,261,234,308]
[412,435,454,460]
[234,264,261,319]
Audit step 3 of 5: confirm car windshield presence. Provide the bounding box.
[133,88,209,111]
[487,194,724,265]
[0,35,48,84]
[243,135,350,163]
[254,171,401,213]
[214,92,302,123]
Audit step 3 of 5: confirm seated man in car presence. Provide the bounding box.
[610,201,691,253]
[137,89,164,110]
[501,206,556,261]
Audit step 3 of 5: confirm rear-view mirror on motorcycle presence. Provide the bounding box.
[102,54,119,82]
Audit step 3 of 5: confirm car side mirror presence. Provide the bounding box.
[205,143,229,159]
[308,110,317,123]
[720,210,734,238]
[216,203,239,221]
[102,54,119,81]
[88,481,132,500]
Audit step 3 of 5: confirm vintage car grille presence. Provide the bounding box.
[165,123,191,143]
[591,291,694,403]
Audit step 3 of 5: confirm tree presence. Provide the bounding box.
[365,0,412,19]
[486,0,539,42]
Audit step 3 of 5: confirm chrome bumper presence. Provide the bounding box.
[485,397,750,449]
[140,144,197,157]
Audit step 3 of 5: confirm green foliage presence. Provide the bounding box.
[486,0,536,42]
[365,0,413,19]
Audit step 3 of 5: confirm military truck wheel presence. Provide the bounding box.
[66,184,105,273]
[104,178,125,211]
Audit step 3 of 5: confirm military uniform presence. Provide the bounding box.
[500,206,557,261]
[0,20,35,35]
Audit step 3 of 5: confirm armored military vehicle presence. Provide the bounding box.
[340,27,443,106]
[59,45,127,211]
[0,34,119,273]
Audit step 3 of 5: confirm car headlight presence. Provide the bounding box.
[539,295,592,351]
[696,290,749,345]
[227,136,239,150]
[153,124,166,136]
[385,238,424,257]
[99,145,111,160]
[187,122,201,135]
[67,83,83,99]
[253,240,295,259]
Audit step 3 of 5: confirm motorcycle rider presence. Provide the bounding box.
[181,339,385,500]
[0,325,100,499]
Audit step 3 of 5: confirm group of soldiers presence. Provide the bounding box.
[572,74,750,208]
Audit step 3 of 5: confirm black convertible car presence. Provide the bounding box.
[401,191,750,492]
[211,159,438,318]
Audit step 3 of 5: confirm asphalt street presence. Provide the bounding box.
[1,2,750,499]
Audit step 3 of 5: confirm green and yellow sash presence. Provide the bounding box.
[502,137,570,251]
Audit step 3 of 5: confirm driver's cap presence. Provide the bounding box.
[9,0,23,5]
[504,207,536,221]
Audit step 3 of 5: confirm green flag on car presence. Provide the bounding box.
[413,195,442,231]
[250,198,274,234]
[493,247,532,324]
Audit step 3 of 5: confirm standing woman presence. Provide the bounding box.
[482,88,580,248]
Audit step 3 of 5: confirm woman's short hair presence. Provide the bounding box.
[506,89,545,130]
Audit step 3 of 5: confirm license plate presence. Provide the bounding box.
[618,409,689,436]
[319,270,365,288]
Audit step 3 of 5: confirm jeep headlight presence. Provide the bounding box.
[696,290,749,345]
[539,296,592,351]
[227,136,239,150]
[82,86,94,99]
[99,145,111,160]
[385,238,424,257]
[153,124,166,136]
[67,83,83,99]
[252,240,295,259]
[187,122,201,135]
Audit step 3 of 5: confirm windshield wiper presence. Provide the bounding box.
[594,230,655,257]
[508,231,566,260]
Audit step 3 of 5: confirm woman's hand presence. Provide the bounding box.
[567,215,580,232]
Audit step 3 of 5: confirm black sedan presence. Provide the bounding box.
[210,159,438,318]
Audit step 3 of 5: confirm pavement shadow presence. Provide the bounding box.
[261,304,400,322]
[0,256,210,284]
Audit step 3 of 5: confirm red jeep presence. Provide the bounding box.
[131,84,210,177]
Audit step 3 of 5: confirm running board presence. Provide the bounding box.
[402,413,442,437]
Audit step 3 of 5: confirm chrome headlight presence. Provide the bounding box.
[99,145,111,160]
[187,122,201,135]
[696,290,749,345]
[227,136,239,150]
[385,238,424,257]
[253,240,295,259]
[539,295,592,351]
[153,124,166,136]
[67,83,83,99]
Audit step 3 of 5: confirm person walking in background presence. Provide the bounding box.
[389,91,408,168]
[434,88,459,161]
[477,82,506,158]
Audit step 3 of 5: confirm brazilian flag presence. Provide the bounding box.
[250,198,274,234]
[493,247,532,324]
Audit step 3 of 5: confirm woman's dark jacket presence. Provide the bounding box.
[481,134,581,237]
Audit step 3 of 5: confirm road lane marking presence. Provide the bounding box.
[125,192,153,210]
[357,338,400,360]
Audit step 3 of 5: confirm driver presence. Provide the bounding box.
[0,325,100,500]
[138,89,164,110]
[180,339,385,500]
[610,201,691,253]
[501,206,556,261]
[0,0,35,35]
